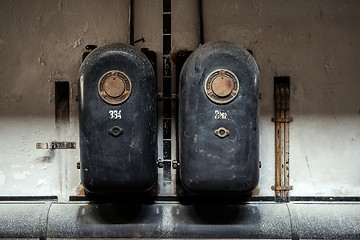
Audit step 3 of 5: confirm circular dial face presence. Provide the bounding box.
[98,70,132,105]
[204,69,239,104]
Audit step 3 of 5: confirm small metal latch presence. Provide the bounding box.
[108,126,123,137]
[36,141,76,149]
[214,127,230,138]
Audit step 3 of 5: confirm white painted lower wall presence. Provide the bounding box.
[0,0,359,200]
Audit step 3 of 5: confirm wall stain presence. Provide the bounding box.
[305,156,313,183]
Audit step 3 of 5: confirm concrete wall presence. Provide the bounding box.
[0,0,359,200]
[0,0,130,201]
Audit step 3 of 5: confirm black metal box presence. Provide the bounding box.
[78,43,157,194]
[179,41,259,195]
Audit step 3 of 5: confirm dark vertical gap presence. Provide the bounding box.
[163,0,172,183]
[163,14,171,34]
[163,119,171,139]
[175,51,193,168]
[163,100,171,118]
[198,0,204,44]
[163,77,171,97]
[163,0,171,12]
[141,48,157,79]
[163,140,171,160]
[55,81,70,124]
[163,35,172,55]
[175,51,193,94]
[163,55,171,77]
[129,0,135,45]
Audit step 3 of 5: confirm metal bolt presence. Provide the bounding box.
[172,160,179,169]
[157,160,164,168]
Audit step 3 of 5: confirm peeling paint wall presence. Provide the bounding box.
[0,0,130,201]
[0,0,359,200]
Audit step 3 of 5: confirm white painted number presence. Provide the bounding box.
[109,110,122,120]
[215,110,227,120]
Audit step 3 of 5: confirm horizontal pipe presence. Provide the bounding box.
[67,195,360,202]
[0,203,51,239]
[0,202,359,239]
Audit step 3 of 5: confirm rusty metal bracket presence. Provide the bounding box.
[271,185,293,191]
[271,117,293,123]
[36,141,76,149]
[157,93,178,101]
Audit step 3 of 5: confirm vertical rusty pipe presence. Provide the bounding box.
[274,84,281,199]
[279,83,286,199]
[284,83,290,199]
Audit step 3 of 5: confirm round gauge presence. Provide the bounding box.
[98,70,132,105]
[204,69,239,104]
